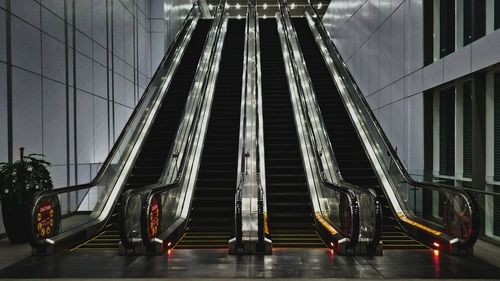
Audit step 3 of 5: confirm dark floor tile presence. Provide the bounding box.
[0,248,499,279]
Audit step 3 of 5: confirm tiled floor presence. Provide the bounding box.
[0,248,499,279]
[0,239,31,271]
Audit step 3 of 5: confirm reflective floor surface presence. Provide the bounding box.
[0,248,500,279]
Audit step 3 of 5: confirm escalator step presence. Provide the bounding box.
[176,20,245,250]
[292,17,427,251]
[259,19,324,249]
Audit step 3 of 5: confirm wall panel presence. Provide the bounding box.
[0,0,193,234]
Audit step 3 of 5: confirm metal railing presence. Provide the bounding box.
[277,0,382,254]
[232,0,252,253]
[28,4,202,254]
[232,0,271,254]
[304,2,480,254]
[273,3,373,254]
[135,1,229,253]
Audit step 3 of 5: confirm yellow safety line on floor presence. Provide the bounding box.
[69,231,106,251]
[172,233,188,249]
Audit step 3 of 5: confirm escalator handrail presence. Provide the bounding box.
[30,5,199,201]
[139,2,228,248]
[305,3,479,249]
[279,3,382,248]
[234,0,253,250]
[29,4,200,248]
[276,4,361,246]
[254,2,267,249]
[234,1,268,250]
[119,14,213,249]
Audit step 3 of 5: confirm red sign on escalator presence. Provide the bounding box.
[148,196,161,238]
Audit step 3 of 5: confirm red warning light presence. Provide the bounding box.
[167,249,172,255]
[433,249,439,256]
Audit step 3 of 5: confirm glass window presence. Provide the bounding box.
[424,0,434,65]
[463,0,473,45]
[440,0,455,57]
[463,82,472,178]
[495,186,500,236]
[439,87,455,176]
[494,72,500,237]
[496,1,500,30]
[495,73,500,181]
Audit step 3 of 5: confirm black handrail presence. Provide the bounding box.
[29,4,200,249]
[119,13,213,250]
[253,2,268,250]
[276,2,362,248]
[305,1,479,250]
[233,0,252,252]
[139,1,228,250]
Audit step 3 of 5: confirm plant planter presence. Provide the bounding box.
[1,197,30,243]
[0,150,54,244]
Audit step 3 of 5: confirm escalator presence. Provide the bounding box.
[259,19,324,249]
[175,19,246,249]
[72,20,213,251]
[292,18,427,250]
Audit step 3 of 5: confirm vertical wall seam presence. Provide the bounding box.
[40,2,44,158]
[149,5,152,79]
[72,0,78,186]
[111,0,115,142]
[91,0,96,165]
[6,0,12,163]
[64,0,70,206]
[133,1,137,105]
[106,0,111,152]
[136,3,139,102]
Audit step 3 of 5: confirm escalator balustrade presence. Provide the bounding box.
[291,18,427,251]
[72,20,213,251]
[175,19,246,249]
[259,19,325,249]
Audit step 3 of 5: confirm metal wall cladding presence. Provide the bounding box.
[0,0,191,234]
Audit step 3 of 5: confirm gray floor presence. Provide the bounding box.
[0,239,31,271]
[0,248,500,279]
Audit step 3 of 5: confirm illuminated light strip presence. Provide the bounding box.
[315,212,338,235]
[172,233,187,249]
[69,231,106,251]
[264,212,270,235]
[397,212,443,236]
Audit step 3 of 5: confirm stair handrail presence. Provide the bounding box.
[277,1,389,252]
[233,0,253,252]
[233,0,270,253]
[138,1,229,251]
[118,7,225,251]
[119,13,212,251]
[275,6,358,249]
[254,1,269,251]
[277,0,382,251]
[29,3,202,253]
[304,2,479,253]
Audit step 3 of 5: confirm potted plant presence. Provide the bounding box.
[0,148,53,243]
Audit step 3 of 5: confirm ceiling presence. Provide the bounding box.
[200,0,330,18]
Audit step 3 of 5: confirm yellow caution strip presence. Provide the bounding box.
[397,212,442,236]
[264,212,270,235]
[315,212,338,235]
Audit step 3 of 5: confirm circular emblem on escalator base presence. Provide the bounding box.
[34,196,60,240]
[148,196,161,238]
